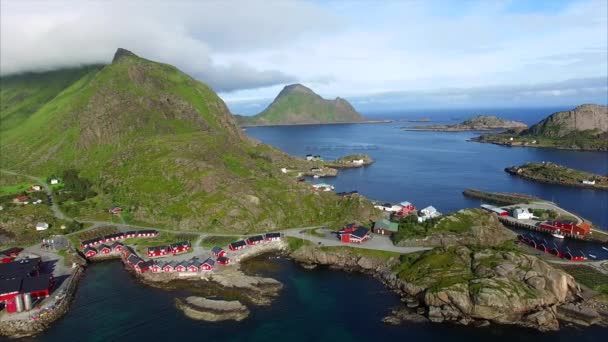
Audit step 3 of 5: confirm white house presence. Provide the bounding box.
[513,208,534,220]
[36,222,49,231]
[311,183,334,191]
[582,180,596,185]
[50,179,59,185]
[509,137,514,141]
[280,168,288,174]
[352,159,364,165]
[31,199,43,205]
[417,206,441,222]
[306,155,314,161]
[374,203,402,212]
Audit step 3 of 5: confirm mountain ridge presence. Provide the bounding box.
[0,49,377,232]
[238,83,366,126]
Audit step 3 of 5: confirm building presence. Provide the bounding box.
[13,196,30,205]
[111,242,124,252]
[126,255,142,267]
[211,247,226,258]
[280,167,288,174]
[264,232,281,242]
[340,227,370,244]
[98,245,111,254]
[480,204,508,216]
[29,185,42,191]
[35,222,49,231]
[417,206,441,222]
[151,262,163,273]
[0,274,52,314]
[216,256,231,265]
[0,248,23,258]
[373,219,398,235]
[137,230,159,238]
[147,246,168,258]
[108,207,123,215]
[169,241,191,255]
[201,258,215,271]
[163,262,176,273]
[513,208,534,220]
[137,260,154,273]
[394,201,416,217]
[50,179,59,185]
[582,180,596,185]
[246,235,265,245]
[174,262,187,273]
[538,221,591,237]
[305,154,313,161]
[187,263,199,272]
[229,240,247,251]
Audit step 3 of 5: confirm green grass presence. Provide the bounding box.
[285,237,311,251]
[558,265,608,294]
[200,235,242,248]
[319,245,400,260]
[0,183,31,195]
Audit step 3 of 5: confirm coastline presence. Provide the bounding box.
[240,120,392,128]
[504,167,608,191]
[468,138,608,152]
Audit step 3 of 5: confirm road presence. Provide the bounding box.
[2,169,426,256]
[503,201,585,224]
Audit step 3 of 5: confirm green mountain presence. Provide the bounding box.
[473,104,608,151]
[0,49,376,232]
[238,84,365,126]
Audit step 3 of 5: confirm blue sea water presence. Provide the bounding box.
[5,107,607,341]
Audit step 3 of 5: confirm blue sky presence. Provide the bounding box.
[1,0,607,113]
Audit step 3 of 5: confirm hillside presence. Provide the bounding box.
[238,84,365,126]
[0,49,377,232]
[472,105,608,151]
[403,115,527,131]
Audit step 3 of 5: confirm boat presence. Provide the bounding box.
[551,233,565,239]
[603,246,608,252]
[313,174,320,179]
[588,254,597,259]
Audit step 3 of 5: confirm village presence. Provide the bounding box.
[0,168,606,334]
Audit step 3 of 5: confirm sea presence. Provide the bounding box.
[7,107,608,341]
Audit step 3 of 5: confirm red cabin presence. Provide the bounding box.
[216,257,231,265]
[151,263,163,273]
[211,247,226,258]
[147,246,168,258]
[84,247,97,258]
[187,264,199,272]
[163,263,175,273]
[169,241,191,255]
[264,233,281,242]
[99,245,111,254]
[0,248,23,258]
[340,227,370,244]
[228,240,246,251]
[200,258,215,271]
[111,242,124,252]
[174,263,187,272]
[246,235,265,246]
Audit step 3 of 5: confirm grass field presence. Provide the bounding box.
[199,235,242,248]
[557,265,608,295]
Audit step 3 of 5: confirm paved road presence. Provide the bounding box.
[282,227,431,254]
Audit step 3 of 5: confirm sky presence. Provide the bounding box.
[1,0,607,114]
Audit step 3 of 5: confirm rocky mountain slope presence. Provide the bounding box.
[526,104,608,137]
[0,49,376,232]
[403,115,527,131]
[472,104,608,151]
[238,84,365,126]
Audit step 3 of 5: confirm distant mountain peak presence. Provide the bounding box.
[112,48,139,63]
[277,84,316,97]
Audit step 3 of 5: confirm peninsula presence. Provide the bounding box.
[471,104,608,151]
[402,115,527,131]
[505,162,608,190]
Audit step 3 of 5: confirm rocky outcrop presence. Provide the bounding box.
[526,104,608,137]
[404,115,527,131]
[175,297,250,322]
[288,244,602,331]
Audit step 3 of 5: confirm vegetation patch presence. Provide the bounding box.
[200,235,243,248]
[285,237,311,251]
[557,265,608,295]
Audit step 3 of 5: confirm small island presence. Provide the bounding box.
[505,162,608,190]
[402,115,527,131]
[175,297,250,322]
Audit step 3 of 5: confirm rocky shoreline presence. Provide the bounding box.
[0,266,86,338]
[505,166,608,191]
[288,245,608,332]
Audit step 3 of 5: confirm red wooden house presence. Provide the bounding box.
[127,255,142,267]
[147,246,168,258]
[0,248,23,258]
[200,258,215,271]
[169,241,191,255]
[136,260,154,273]
[151,262,163,273]
[174,262,187,272]
[111,242,124,252]
[340,227,370,244]
[99,245,112,254]
[137,230,159,238]
[264,232,281,242]
[187,264,199,272]
[0,255,13,264]
[124,231,137,239]
[163,262,176,273]
[216,256,231,265]
[246,235,265,246]
[211,246,226,258]
[228,240,247,251]
[84,247,97,258]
